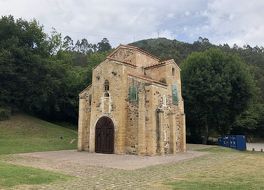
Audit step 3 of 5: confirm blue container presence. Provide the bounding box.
[218,135,246,151]
[229,135,237,148]
[222,136,230,147]
[235,135,246,151]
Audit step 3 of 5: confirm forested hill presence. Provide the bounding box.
[131,38,264,101]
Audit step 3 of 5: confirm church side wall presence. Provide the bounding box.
[126,77,140,154]
[126,76,169,155]
[145,84,168,155]
[78,97,86,151]
[78,87,92,151]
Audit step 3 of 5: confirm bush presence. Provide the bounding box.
[0,107,11,121]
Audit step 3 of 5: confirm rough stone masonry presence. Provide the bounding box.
[78,45,186,155]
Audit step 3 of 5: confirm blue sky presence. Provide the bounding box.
[0,0,264,47]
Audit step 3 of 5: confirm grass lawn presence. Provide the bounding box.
[0,161,71,188]
[1,114,263,189]
[167,147,264,190]
[0,114,77,154]
[0,114,76,189]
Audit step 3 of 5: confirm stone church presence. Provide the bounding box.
[78,45,186,155]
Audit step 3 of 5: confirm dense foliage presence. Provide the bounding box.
[0,16,111,122]
[181,49,255,143]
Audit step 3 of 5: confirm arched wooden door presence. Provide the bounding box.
[95,117,114,154]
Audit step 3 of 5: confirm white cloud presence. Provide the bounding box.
[205,0,264,46]
[0,0,263,47]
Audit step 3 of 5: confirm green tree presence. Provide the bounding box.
[48,28,63,55]
[62,35,74,51]
[80,38,91,54]
[232,103,264,139]
[97,38,111,52]
[181,49,256,144]
[0,15,114,124]
[0,15,50,109]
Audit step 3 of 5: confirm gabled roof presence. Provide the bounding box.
[79,84,92,96]
[163,59,181,71]
[107,57,137,67]
[107,44,160,62]
[144,59,181,70]
[107,45,181,70]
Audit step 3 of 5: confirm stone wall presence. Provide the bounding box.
[78,86,92,151]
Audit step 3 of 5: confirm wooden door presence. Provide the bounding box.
[95,117,114,153]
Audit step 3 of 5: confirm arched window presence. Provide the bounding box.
[172,68,175,76]
[129,86,138,101]
[172,84,178,105]
[104,80,109,91]
[104,92,109,97]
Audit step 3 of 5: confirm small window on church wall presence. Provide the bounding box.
[172,84,179,105]
[89,95,92,105]
[129,86,138,101]
[172,68,175,76]
[104,80,109,91]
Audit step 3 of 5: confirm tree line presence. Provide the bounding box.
[0,15,110,122]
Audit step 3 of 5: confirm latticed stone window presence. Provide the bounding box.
[104,80,109,91]
[129,86,138,101]
[89,95,92,105]
[172,84,178,105]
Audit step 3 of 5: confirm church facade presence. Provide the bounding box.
[78,45,186,155]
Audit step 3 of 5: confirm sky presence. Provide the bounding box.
[0,0,264,47]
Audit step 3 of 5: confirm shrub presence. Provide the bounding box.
[0,107,11,121]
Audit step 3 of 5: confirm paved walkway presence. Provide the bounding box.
[4,150,208,190]
[16,150,207,170]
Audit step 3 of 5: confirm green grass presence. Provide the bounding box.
[167,146,264,190]
[0,114,77,154]
[0,161,71,188]
[0,114,76,189]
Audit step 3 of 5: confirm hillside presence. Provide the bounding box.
[0,114,77,154]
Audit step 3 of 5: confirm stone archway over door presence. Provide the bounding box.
[95,117,114,154]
